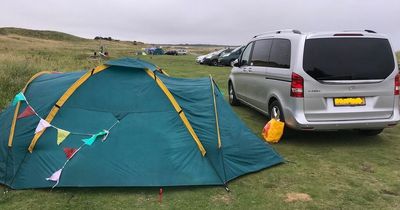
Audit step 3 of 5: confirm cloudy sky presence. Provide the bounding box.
[2,0,400,50]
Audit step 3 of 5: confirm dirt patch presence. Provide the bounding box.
[284,193,312,202]
[211,193,233,205]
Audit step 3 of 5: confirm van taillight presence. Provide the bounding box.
[395,73,400,95]
[291,73,304,98]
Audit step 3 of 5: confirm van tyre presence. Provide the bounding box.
[228,82,240,106]
[358,129,383,136]
[269,100,285,122]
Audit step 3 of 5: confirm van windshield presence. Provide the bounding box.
[231,46,243,53]
[303,38,395,80]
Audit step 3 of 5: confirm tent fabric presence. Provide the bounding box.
[27,65,109,152]
[7,71,55,147]
[0,57,283,189]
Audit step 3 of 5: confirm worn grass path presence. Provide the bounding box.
[0,34,399,209]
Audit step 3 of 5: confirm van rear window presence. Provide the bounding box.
[303,38,395,80]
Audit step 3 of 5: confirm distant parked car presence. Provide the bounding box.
[165,50,178,55]
[196,55,206,64]
[218,46,244,66]
[229,29,400,135]
[203,48,233,66]
[177,49,188,55]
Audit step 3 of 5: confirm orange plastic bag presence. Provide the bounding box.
[262,119,285,143]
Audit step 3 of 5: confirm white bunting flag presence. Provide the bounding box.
[46,168,62,188]
[35,119,51,134]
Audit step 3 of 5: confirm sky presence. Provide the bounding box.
[1,0,400,50]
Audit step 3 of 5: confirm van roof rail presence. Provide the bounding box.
[342,29,377,34]
[364,29,377,33]
[253,29,301,38]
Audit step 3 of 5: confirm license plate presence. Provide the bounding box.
[333,97,366,106]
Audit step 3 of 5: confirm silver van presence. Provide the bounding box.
[228,29,400,135]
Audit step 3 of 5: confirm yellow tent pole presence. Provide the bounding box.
[28,65,108,153]
[156,66,169,76]
[8,71,54,147]
[210,75,222,148]
[160,69,169,76]
[145,69,206,156]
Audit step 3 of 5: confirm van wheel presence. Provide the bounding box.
[269,100,285,122]
[358,129,383,136]
[228,82,240,106]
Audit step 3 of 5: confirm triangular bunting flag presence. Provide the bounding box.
[46,168,62,189]
[46,169,62,182]
[12,92,26,106]
[63,148,78,159]
[17,106,35,119]
[57,129,70,145]
[35,119,51,134]
[82,130,108,146]
[82,135,97,146]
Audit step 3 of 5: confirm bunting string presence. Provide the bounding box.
[46,128,114,189]
[12,92,120,189]
[13,92,121,137]
[13,92,94,135]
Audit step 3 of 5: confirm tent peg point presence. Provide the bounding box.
[224,185,230,192]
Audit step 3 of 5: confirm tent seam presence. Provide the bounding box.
[144,69,206,156]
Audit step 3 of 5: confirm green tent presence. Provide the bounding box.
[153,48,164,55]
[0,58,282,189]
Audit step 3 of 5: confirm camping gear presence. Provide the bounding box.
[0,57,283,189]
[262,119,285,143]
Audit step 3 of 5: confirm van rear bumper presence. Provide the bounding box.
[285,108,400,130]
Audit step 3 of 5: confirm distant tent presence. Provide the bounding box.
[145,47,164,55]
[0,58,282,189]
[153,48,164,55]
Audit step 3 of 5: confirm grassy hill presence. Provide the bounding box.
[0,28,148,108]
[0,28,219,109]
[0,27,85,42]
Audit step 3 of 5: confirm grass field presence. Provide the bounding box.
[0,29,400,209]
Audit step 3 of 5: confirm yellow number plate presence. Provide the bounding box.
[334,97,366,106]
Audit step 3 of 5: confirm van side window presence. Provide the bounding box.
[269,39,291,69]
[251,39,273,67]
[240,42,253,66]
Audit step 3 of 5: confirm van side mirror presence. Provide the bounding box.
[232,59,239,67]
